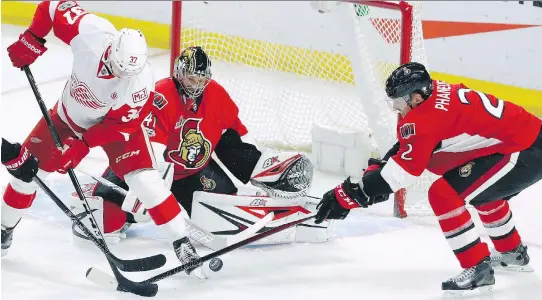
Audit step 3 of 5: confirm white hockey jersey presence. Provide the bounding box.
[30,1,154,148]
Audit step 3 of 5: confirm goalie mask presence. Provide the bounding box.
[173,46,212,99]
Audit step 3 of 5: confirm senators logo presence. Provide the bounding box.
[459,161,475,178]
[168,118,211,169]
[200,175,216,191]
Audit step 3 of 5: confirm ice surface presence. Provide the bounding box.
[1,24,542,300]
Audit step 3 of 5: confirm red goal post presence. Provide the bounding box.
[168,1,430,218]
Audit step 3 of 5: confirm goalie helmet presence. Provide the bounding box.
[106,28,148,78]
[173,46,212,99]
[385,62,433,106]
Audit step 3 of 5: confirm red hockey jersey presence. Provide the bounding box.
[381,80,541,192]
[147,78,248,180]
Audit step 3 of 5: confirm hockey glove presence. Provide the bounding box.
[7,30,47,68]
[363,158,390,204]
[1,138,39,183]
[315,177,369,224]
[52,137,90,174]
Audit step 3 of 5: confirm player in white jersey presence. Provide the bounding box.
[2,1,206,279]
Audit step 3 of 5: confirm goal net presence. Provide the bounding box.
[169,0,436,217]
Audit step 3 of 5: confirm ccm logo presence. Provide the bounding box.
[336,185,357,207]
[116,150,140,163]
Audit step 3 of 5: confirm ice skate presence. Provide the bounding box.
[490,243,533,272]
[442,257,495,298]
[173,236,207,279]
[1,224,17,257]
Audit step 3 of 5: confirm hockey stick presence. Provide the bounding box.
[87,213,315,290]
[76,166,275,251]
[22,67,164,272]
[33,176,159,297]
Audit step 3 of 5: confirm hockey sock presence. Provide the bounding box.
[146,193,185,237]
[476,199,521,253]
[2,182,37,227]
[124,170,186,239]
[428,178,489,268]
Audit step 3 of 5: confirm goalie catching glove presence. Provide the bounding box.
[249,150,314,199]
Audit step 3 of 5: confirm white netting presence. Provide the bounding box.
[173,1,436,215]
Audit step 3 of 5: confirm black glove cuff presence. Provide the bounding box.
[27,29,47,44]
[1,138,22,163]
[368,158,386,167]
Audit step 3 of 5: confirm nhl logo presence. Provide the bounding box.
[459,162,475,178]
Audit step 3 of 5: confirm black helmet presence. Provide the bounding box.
[385,62,433,101]
[173,46,212,98]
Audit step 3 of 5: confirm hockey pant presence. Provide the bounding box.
[429,127,542,268]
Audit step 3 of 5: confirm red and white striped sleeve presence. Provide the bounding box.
[28,1,91,45]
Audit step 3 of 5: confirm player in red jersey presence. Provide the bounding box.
[78,46,324,248]
[1,1,204,278]
[315,62,540,294]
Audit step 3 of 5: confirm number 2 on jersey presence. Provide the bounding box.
[457,88,504,119]
[401,144,413,161]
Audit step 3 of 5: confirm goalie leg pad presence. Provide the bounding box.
[191,192,330,245]
[92,167,129,207]
[69,195,127,244]
[295,198,332,243]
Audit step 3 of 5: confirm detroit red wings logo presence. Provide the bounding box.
[69,74,107,109]
[168,118,211,169]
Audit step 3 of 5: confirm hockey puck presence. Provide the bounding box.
[209,258,223,272]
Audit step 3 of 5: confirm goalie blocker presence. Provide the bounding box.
[71,149,331,245]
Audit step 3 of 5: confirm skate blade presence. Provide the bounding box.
[443,285,493,299]
[494,264,534,273]
[191,266,208,280]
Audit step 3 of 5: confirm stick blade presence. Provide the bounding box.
[86,267,117,290]
[109,253,167,272]
[87,267,159,297]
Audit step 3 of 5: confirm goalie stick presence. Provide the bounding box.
[34,176,160,297]
[87,213,316,294]
[75,167,275,251]
[22,67,166,274]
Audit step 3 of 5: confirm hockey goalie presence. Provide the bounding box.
[72,46,331,247]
